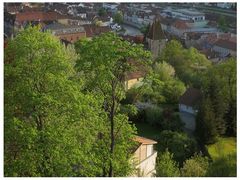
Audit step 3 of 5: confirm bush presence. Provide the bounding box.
[145,106,163,125]
[207,154,236,177]
[156,150,180,177]
[158,130,198,165]
[181,153,209,177]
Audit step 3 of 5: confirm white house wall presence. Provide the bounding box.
[136,150,157,177]
[179,104,195,114]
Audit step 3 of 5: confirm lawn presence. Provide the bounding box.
[206,137,237,177]
[207,137,236,160]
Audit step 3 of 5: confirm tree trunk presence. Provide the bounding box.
[108,81,116,177]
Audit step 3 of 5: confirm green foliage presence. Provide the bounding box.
[140,24,150,37]
[159,40,211,87]
[181,154,209,177]
[113,11,123,24]
[145,106,163,125]
[156,150,180,177]
[98,8,107,17]
[141,61,186,105]
[145,107,184,131]
[197,59,237,140]
[157,130,197,165]
[206,137,236,177]
[74,32,151,176]
[4,26,108,176]
[218,15,228,32]
[195,98,218,144]
[207,154,236,177]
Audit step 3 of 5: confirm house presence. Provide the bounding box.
[212,39,236,57]
[124,60,148,90]
[124,71,145,90]
[44,23,86,43]
[179,87,202,115]
[83,24,111,39]
[132,136,158,177]
[14,11,67,30]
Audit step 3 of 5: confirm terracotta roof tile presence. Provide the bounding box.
[214,39,236,51]
[134,136,157,145]
[15,11,66,22]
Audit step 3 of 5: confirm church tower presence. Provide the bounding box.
[146,15,167,59]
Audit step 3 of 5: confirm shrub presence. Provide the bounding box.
[181,153,209,177]
[158,130,198,165]
[156,150,180,177]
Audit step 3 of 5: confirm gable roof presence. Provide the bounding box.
[214,39,236,51]
[173,20,189,29]
[83,24,111,37]
[134,136,157,145]
[179,88,202,107]
[15,11,67,23]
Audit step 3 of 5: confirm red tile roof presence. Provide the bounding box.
[15,11,67,23]
[173,20,189,29]
[214,39,236,51]
[83,24,111,37]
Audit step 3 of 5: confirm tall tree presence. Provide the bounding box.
[157,130,197,165]
[75,32,151,176]
[159,40,211,87]
[4,26,108,176]
[200,59,236,137]
[113,11,123,24]
[195,98,218,144]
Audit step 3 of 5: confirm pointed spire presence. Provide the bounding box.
[147,15,165,40]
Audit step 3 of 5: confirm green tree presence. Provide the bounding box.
[157,130,197,165]
[142,61,186,105]
[218,15,228,32]
[153,61,175,81]
[181,154,209,177]
[113,11,123,24]
[200,59,236,137]
[195,98,218,144]
[4,26,108,176]
[75,32,151,177]
[98,8,107,17]
[156,150,180,177]
[159,40,211,87]
[207,154,236,177]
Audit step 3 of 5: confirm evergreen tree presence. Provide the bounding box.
[196,98,218,144]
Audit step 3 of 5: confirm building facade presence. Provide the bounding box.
[132,136,158,177]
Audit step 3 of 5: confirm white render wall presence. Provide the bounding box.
[136,150,157,177]
[147,144,153,157]
[179,104,195,114]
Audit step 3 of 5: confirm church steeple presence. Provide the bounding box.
[146,15,167,59]
[147,15,165,40]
